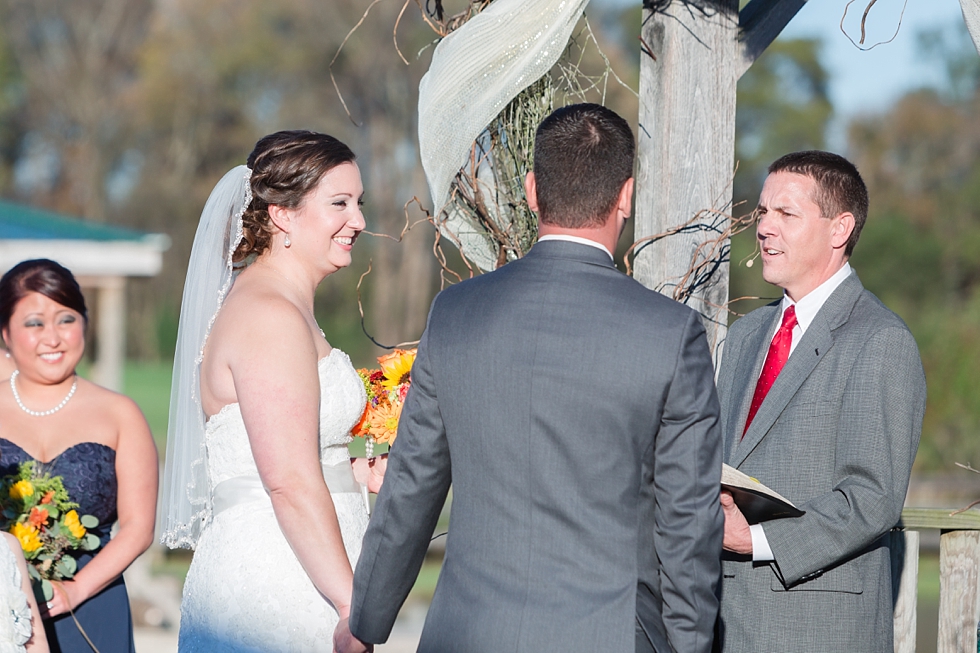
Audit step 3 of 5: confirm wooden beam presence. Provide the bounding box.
[634,1,740,362]
[737,0,809,78]
[899,507,980,531]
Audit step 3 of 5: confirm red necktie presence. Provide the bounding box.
[742,305,798,437]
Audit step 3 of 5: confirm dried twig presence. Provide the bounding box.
[840,0,908,51]
[329,0,386,126]
[947,463,980,516]
[624,205,763,320]
[355,260,421,350]
[393,0,412,65]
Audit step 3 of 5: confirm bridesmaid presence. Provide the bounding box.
[0,259,157,653]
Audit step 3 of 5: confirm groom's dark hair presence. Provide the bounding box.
[532,103,635,228]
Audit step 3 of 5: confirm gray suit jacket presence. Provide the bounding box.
[350,240,724,653]
[715,272,925,653]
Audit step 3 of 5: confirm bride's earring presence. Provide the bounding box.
[284,234,291,248]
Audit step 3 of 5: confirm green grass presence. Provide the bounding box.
[918,551,940,602]
[122,360,173,452]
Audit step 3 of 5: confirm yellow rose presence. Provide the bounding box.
[10,522,42,553]
[9,480,34,501]
[64,510,86,539]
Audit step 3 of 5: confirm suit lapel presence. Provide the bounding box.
[729,274,865,469]
[724,308,777,463]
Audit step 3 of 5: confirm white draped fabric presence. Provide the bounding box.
[961,0,980,56]
[417,0,590,271]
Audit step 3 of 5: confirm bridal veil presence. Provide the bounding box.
[159,165,251,549]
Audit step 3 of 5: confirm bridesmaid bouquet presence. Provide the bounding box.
[354,348,417,454]
[0,462,100,601]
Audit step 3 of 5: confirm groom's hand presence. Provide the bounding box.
[333,617,373,653]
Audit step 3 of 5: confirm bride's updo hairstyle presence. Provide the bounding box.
[233,130,356,263]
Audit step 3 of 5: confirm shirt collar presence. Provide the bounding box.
[781,262,852,334]
[537,234,613,260]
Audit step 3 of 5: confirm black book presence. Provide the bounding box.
[721,464,805,523]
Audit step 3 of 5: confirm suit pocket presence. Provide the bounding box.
[770,565,864,595]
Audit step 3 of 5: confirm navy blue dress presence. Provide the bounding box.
[0,438,135,653]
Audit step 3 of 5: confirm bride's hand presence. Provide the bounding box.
[333,617,373,653]
[366,454,387,494]
[351,454,387,493]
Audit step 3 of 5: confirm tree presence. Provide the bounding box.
[844,19,980,469]
[0,0,154,220]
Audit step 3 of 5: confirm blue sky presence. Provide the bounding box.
[594,0,970,117]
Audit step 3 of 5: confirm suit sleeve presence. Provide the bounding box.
[653,310,725,653]
[349,304,452,643]
[762,326,926,585]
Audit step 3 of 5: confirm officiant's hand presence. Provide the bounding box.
[352,454,387,494]
[720,491,753,555]
[333,617,373,653]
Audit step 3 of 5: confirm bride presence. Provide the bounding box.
[160,131,383,652]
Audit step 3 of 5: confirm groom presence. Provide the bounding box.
[335,104,724,653]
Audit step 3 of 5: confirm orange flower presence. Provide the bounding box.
[364,402,403,444]
[352,404,370,437]
[27,506,49,528]
[40,491,55,504]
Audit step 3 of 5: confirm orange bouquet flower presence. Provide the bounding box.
[353,348,416,455]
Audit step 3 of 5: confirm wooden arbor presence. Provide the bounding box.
[633,0,808,363]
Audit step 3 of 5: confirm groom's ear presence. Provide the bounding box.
[617,177,634,220]
[525,172,540,213]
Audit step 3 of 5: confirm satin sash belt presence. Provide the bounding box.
[212,460,360,516]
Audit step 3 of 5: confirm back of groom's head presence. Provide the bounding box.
[533,103,634,229]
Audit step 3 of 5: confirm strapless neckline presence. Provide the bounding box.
[205,348,347,426]
[0,438,115,465]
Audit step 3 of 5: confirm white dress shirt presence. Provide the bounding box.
[750,262,853,561]
[537,234,613,260]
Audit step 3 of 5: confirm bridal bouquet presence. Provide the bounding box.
[0,462,100,601]
[354,348,417,453]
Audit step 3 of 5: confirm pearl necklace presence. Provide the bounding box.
[10,370,78,417]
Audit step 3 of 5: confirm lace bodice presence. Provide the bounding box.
[204,349,367,486]
[0,539,31,653]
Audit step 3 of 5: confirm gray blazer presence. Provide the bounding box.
[715,272,925,653]
[349,240,724,653]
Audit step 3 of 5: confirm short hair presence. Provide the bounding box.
[234,130,357,262]
[0,259,88,334]
[532,103,635,228]
[768,150,869,257]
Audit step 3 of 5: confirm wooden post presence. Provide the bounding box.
[634,1,739,363]
[891,530,919,653]
[938,530,980,653]
[634,0,807,365]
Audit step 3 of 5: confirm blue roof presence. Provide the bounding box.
[0,198,154,242]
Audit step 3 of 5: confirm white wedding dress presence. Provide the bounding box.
[0,538,32,653]
[178,350,369,652]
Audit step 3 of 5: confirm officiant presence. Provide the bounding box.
[714,151,926,652]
